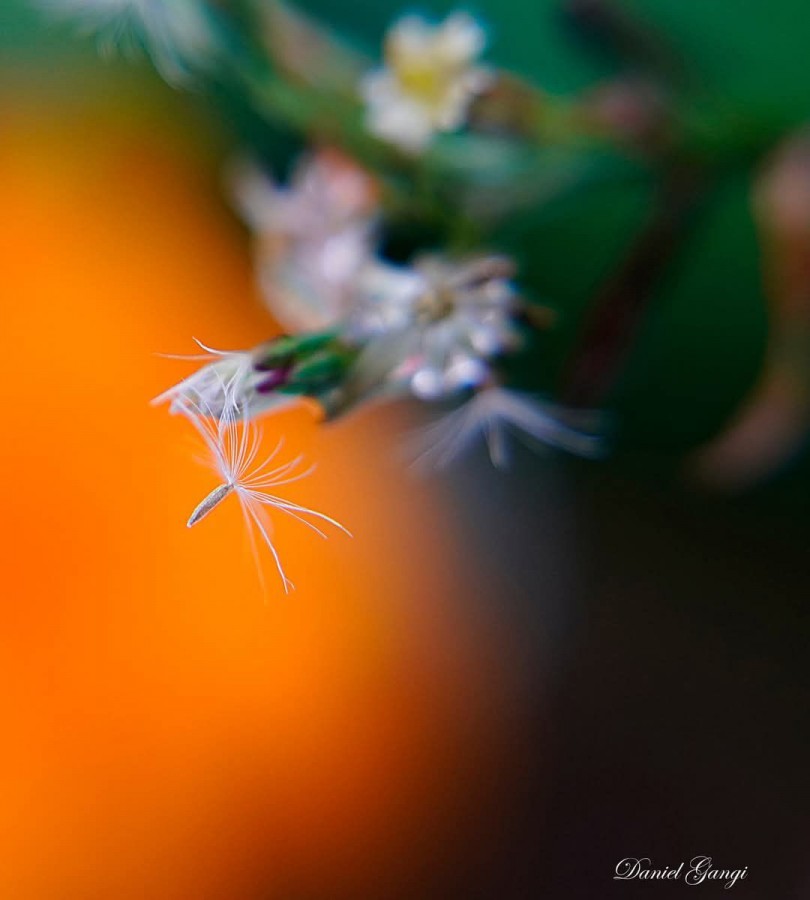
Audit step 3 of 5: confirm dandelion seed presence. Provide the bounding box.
[408,386,607,471]
[176,383,350,594]
[152,338,298,420]
[361,11,492,152]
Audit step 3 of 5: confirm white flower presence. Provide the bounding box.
[346,255,524,401]
[35,0,216,85]
[152,339,298,420]
[177,383,350,593]
[230,150,379,332]
[408,387,607,470]
[361,11,491,152]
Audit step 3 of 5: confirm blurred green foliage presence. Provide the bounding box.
[295,0,806,461]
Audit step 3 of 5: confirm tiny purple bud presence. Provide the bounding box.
[256,365,293,393]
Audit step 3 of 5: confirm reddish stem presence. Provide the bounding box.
[561,165,705,407]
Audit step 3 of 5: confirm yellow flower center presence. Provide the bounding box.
[388,40,463,108]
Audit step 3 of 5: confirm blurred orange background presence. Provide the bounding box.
[0,91,532,898]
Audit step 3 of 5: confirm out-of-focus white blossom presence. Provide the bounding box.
[347,255,524,401]
[230,149,379,332]
[409,387,606,470]
[35,0,215,85]
[361,11,492,152]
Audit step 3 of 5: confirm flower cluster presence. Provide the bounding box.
[40,1,611,586]
[159,147,603,470]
